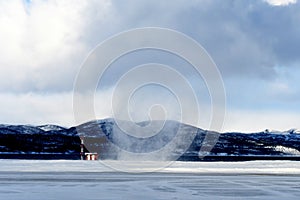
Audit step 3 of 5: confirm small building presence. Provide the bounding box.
[85,152,98,160]
[80,136,99,160]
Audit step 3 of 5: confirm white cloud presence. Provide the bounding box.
[224,110,300,133]
[0,90,113,127]
[0,0,112,92]
[0,92,74,126]
[264,0,297,6]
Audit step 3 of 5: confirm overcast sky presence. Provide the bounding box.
[0,0,299,132]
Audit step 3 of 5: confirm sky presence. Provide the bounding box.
[0,0,299,132]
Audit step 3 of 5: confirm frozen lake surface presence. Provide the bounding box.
[0,160,300,199]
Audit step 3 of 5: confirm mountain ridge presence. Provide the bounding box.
[0,119,300,161]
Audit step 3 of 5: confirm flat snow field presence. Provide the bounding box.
[0,160,300,200]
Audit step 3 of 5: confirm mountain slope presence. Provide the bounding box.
[0,119,300,161]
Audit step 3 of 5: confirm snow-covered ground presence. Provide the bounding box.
[0,160,300,199]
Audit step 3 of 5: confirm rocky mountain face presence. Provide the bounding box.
[0,119,299,161]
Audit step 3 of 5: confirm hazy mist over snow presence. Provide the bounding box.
[0,0,300,132]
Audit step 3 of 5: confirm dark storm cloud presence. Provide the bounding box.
[1,0,299,93]
[108,0,300,79]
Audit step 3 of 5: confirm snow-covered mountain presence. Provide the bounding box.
[0,119,300,161]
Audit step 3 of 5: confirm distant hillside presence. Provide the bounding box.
[0,119,300,161]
